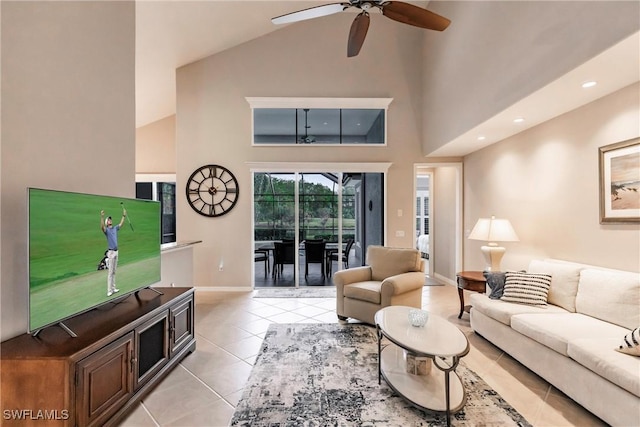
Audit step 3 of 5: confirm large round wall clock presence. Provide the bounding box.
[185,164,239,217]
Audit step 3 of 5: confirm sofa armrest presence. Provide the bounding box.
[380,271,425,302]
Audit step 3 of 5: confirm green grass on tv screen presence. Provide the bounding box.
[28,188,161,332]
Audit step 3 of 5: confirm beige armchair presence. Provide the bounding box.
[333,245,425,324]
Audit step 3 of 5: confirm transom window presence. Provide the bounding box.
[247,97,392,146]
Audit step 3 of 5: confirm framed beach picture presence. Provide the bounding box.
[599,138,640,223]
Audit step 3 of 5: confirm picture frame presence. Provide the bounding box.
[599,137,640,223]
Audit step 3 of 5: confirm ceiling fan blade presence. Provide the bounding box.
[347,12,370,57]
[272,3,348,25]
[382,1,451,31]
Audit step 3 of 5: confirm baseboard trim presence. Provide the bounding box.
[195,286,253,293]
[433,273,456,287]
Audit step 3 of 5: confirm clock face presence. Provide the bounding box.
[185,164,239,217]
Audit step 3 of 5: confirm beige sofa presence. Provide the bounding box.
[469,259,640,426]
[333,245,425,324]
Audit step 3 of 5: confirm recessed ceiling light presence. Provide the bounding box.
[582,80,597,88]
[477,136,486,141]
[513,117,525,124]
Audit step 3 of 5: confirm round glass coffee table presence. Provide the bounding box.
[374,306,469,426]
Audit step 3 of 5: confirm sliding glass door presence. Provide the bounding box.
[298,173,336,285]
[253,170,384,288]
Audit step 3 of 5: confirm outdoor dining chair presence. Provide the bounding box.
[304,239,326,279]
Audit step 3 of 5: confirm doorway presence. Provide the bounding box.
[251,165,387,288]
[414,163,463,284]
[415,172,432,276]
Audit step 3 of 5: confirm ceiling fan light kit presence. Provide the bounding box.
[272,0,451,57]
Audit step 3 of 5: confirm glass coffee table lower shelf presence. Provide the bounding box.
[375,306,470,427]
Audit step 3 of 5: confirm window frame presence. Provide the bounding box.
[136,173,177,244]
[246,97,393,147]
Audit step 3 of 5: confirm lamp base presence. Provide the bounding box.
[480,245,506,272]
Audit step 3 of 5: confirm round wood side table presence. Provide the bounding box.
[456,271,486,319]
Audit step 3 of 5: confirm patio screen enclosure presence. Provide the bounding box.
[253,171,384,287]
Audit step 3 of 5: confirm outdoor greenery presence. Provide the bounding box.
[254,173,356,241]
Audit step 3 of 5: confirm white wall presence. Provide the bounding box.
[176,13,428,289]
[1,1,135,340]
[422,1,640,154]
[432,165,461,281]
[160,246,196,288]
[136,115,176,174]
[464,83,640,272]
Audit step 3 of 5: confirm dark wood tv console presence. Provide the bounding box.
[1,287,195,427]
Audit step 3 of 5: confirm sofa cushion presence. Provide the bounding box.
[528,260,582,312]
[469,293,568,326]
[367,246,421,282]
[616,327,640,357]
[569,337,640,398]
[576,268,640,330]
[343,281,382,304]
[501,272,552,307]
[511,313,629,356]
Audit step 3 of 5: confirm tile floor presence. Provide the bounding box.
[119,282,606,427]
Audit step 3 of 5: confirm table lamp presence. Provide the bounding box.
[468,216,519,271]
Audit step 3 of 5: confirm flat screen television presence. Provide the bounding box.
[28,188,161,333]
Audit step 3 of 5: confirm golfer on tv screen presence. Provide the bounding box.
[100,208,127,297]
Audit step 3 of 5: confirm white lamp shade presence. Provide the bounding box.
[468,216,519,243]
[468,216,518,271]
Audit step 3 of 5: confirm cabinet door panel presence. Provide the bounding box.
[135,311,170,388]
[76,332,134,427]
[170,297,195,356]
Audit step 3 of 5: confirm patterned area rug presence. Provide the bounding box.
[231,324,531,426]
[253,287,336,298]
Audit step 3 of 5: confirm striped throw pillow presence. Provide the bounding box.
[616,327,640,356]
[501,272,552,307]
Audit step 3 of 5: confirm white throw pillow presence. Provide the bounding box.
[528,260,582,312]
[501,272,552,307]
[616,327,640,356]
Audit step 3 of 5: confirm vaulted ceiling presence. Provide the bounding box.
[135,1,639,155]
[136,1,325,128]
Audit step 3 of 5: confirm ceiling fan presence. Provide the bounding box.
[272,0,451,57]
